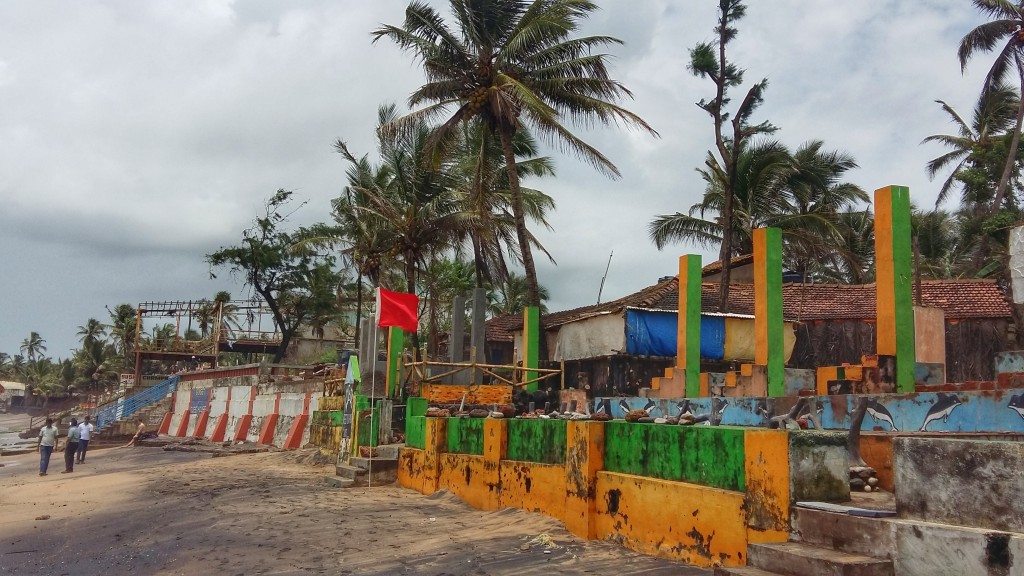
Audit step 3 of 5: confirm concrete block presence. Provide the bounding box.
[784,368,816,395]
[892,519,1024,576]
[791,506,896,560]
[995,350,1024,375]
[893,437,1024,532]
[747,542,893,576]
[788,431,850,503]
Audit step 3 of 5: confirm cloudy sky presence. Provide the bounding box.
[0,1,992,357]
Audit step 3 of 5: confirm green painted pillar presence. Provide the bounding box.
[875,185,916,392]
[679,255,702,397]
[386,326,404,398]
[523,306,540,392]
[753,228,785,396]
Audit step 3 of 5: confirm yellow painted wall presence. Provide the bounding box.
[398,447,428,494]
[723,317,796,363]
[498,461,568,522]
[594,471,748,567]
[438,453,500,511]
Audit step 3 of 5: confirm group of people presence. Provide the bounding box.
[36,415,94,476]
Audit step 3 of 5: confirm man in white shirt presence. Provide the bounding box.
[76,415,94,464]
[37,418,59,476]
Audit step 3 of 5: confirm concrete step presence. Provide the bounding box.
[792,505,896,560]
[324,476,355,489]
[335,464,367,480]
[748,542,894,576]
[349,456,398,471]
[714,566,786,576]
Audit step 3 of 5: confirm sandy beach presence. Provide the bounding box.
[0,445,706,575]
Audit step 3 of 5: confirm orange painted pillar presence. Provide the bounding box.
[743,429,791,543]
[421,417,447,494]
[481,419,507,511]
[564,420,606,539]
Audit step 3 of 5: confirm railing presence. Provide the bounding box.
[95,375,179,430]
[407,360,562,388]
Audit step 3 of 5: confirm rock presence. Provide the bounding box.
[653,417,668,424]
[468,409,488,418]
[863,485,873,492]
[35,515,50,521]
[592,413,612,422]
[664,416,679,425]
[488,411,504,419]
[569,412,589,420]
[867,477,879,486]
[637,416,655,423]
[624,409,647,422]
[849,478,866,490]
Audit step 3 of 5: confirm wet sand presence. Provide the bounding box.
[0,446,707,575]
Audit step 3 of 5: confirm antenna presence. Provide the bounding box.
[596,250,614,304]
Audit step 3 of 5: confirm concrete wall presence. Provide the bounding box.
[165,369,319,449]
[894,437,1023,533]
[398,416,792,568]
[550,313,625,361]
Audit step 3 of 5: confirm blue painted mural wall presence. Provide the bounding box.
[594,389,1024,433]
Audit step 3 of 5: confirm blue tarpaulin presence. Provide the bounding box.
[624,309,726,360]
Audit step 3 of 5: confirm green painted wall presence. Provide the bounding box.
[406,415,426,449]
[406,396,428,419]
[311,410,345,426]
[387,327,404,398]
[357,403,380,447]
[603,422,746,491]
[506,418,567,464]
[446,417,485,455]
[682,255,702,395]
[523,307,540,392]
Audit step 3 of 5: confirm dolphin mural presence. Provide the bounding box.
[865,399,899,431]
[1009,394,1024,420]
[919,393,963,431]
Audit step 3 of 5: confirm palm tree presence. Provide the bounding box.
[76,318,108,348]
[488,272,549,316]
[20,332,46,363]
[958,1,1024,212]
[107,303,137,367]
[453,121,557,287]
[374,0,657,305]
[923,84,1020,206]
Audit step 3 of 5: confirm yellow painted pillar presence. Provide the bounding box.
[421,417,447,494]
[743,429,790,543]
[564,420,606,539]
[481,419,508,511]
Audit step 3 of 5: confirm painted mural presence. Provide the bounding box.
[594,388,1024,433]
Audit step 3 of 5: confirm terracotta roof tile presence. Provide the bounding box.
[484,277,1012,342]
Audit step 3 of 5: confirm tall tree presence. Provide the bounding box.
[207,190,343,362]
[958,0,1024,213]
[76,318,108,348]
[374,0,656,305]
[20,332,46,363]
[923,84,1021,206]
[683,0,776,310]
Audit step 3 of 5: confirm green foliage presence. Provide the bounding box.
[207,190,343,362]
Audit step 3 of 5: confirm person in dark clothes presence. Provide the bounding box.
[62,418,80,473]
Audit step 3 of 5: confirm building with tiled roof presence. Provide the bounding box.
[485,276,1014,392]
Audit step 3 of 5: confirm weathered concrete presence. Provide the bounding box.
[788,431,849,503]
[791,506,896,560]
[747,542,893,576]
[892,519,1024,576]
[893,437,1024,533]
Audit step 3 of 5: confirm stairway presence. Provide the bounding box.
[93,375,178,433]
[326,444,402,488]
[715,503,895,576]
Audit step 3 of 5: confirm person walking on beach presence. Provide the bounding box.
[76,415,94,463]
[63,418,80,473]
[37,418,59,476]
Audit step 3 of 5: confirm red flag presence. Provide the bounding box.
[375,287,419,332]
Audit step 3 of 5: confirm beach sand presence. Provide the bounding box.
[0,446,706,575]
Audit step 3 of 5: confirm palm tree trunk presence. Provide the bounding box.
[405,258,422,363]
[718,176,735,313]
[991,75,1024,214]
[355,272,363,349]
[499,127,541,306]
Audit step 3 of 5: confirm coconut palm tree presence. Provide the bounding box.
[488,272,549,316]
[958,1,1024,213]
[76,318,108,348]
[374,0,657,305]
[20,332,46,363]
[923,83,1020,206]
[452,121,556,286]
